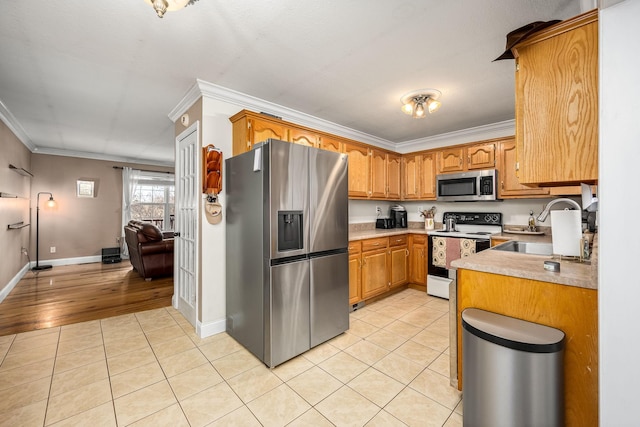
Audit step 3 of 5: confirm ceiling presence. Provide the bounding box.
[0,0,581,166]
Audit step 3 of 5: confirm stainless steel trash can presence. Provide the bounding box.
[462,308,565,427]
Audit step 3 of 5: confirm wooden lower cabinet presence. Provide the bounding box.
[348,242,362,305]
[409,235,426,285]
[361,247,389,299]
[490,237,509,247]
[456,269,598,427]
[349,234,424,305]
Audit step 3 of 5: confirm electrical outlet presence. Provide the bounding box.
[21,247,28,256]
[375,206,381,215]
[50,246,56,253]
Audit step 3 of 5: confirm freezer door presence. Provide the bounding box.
[309,148,349,253]
[268,140,310,259]
[267,259,310,367]
[310,252,349,347]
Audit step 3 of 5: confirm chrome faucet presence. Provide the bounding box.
[537,198,582,222]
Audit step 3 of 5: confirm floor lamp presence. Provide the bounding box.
[33,191,56,271]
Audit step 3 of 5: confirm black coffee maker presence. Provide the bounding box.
[390,205,407,228]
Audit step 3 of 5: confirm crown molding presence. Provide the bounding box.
[394,119,516,153]
[169,79,397,150]
[32,147,174,167]
[0,99,35,151]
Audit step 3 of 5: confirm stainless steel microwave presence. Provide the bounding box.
[436,169,498,202]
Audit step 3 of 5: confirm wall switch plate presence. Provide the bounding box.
[50,246,56,253]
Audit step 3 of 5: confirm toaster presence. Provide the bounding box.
[376,218,396,229]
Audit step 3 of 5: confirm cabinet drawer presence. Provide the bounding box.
[362,237,388,252]
[389,235,408,247]
[348,241,362,254]
[411,234,426,245]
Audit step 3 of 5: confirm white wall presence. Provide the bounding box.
[197,99,237,336]
[599,0,640,423]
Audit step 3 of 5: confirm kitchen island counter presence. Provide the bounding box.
[452,233,598,290]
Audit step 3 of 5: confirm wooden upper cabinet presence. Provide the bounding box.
[438,147,465,173]
[344,143,371,198]
[513,10,598,185]
[289,127,318,147]
[467,143,496,170]
[419,152,437,199]
[498,139,550,198]
[230,111,288,155]
[403,155,419,199]
[319,135,343,153]
[387,153,402,199]
[370,149,387,199]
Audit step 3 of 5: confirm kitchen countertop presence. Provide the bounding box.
[348,223,598,290]
[452,234,598,290]
[349,227,428,241]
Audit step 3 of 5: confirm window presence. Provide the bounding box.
[130,171,175,230]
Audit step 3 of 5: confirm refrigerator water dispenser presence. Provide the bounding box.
[278,210,303,251]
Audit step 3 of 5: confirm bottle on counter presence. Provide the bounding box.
[528,210,537,232]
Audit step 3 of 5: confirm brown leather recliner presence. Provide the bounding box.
[124,220,174,280]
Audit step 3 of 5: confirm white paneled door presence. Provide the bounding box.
[174,123,199,327]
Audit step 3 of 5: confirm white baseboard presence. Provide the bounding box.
[197,318,226,338]
[29,255,102,268]
[0,262,30,303]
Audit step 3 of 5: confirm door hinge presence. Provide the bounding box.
[515,162,520,171]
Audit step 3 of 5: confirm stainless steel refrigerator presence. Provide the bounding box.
[225,139,349,368]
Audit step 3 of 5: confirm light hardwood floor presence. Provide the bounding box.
[0,261,173,336]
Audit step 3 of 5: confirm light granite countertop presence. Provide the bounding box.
[452,235,598,290]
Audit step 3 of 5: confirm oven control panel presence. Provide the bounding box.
[442,212,502,226]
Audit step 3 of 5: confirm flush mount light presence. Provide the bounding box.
[144,0,199,18]
[400,89,442,119]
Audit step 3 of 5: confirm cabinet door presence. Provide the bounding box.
[389,246,409,288]
[370,149,387,199]
[387,153,402,200]
[403,155,419,199]
[409,242,426,285]
[348,253,362,305]
[419,153,437,199]
[361,248,389,299]
[289,127,318,147]
[344,143,370,198]
[515,14,598,185]
[438,148,465,173]
[498,139,550,198]
[249,118,288,148]
[467,143,496,170]
[319,135,343,153]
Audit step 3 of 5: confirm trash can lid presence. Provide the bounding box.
[462,308,565,353]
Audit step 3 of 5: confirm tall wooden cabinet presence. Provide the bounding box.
[513,10,598,185]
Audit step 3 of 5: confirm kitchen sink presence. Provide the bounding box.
[492,240,553,256]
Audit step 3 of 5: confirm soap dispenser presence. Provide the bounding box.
[528,210,537,232]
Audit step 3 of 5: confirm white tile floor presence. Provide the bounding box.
[0,288,463,426]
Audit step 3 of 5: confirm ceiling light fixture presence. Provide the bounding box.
[400,89,442,119]
[144,0,199,18]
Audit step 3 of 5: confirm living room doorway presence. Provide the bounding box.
[174,123,199,328]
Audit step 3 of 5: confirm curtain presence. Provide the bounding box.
[121,167,139,258]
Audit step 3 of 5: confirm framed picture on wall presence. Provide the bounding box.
[77,180,95,198]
